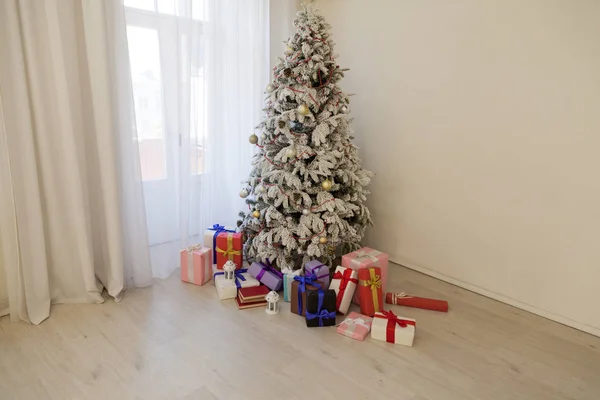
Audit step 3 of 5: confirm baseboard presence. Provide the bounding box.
[393,258,600,338]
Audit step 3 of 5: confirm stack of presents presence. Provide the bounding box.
[180,224,449,346]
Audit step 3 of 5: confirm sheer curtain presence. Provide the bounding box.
[123,0,270,278]
[0,0,152,324]
[0,0,270,324]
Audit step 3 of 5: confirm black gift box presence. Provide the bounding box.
[305,289,337,328]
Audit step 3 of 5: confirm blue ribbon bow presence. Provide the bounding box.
[306,290,336,327]
[256,259,284,281]
[293,273,320,315]
[214,268,248,289]
[208,224,235,260]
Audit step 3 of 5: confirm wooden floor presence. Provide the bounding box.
[1,264,600,400]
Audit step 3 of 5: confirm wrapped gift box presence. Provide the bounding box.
[329,266,358,315]
[248,260,283,291]
[386,292,449,312]
[304,260,330,287]
[180,245,212,286]
[305,289,337,327]
[203,224,236,263]
[215,232,243,270]
[337,312,373,341]
[371,310,416,346]
[342,247,388,304]
[357,267,384,317]
[214,268,259,300]
[283,270,302,302]
[290,275,327,316]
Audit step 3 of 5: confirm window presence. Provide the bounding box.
[125,0,207,181]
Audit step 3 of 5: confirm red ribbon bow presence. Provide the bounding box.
[375,310,416,343]
[332,268,358,312]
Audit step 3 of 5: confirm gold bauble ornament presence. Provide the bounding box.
[319,236,328,244]
[239,189,249,198]
[266,83,275,93]
[321,179,332,191]
[297,104,310,116]
[285,147,297,159]
[249,134,258,144]
[285,46,294,54]
[252,210,260,218]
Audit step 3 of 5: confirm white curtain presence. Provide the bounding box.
[123,0,269,278]
[0,0,270,323]
[0,0,152,324]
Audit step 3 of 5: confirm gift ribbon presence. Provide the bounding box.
[187,243,203,252]
[374,310,415,343]
[207,224,235,260]
[214,268,248,289]
[308,263,329,280]
[351,249,382,269]
[306,290,336,327]
[332,268,358,311]
[293,273,320,315]
[391,292,413,304]
[216,233,241,262]
[255,259,284,281]
[342,317,370,337]
[360,268,382,313]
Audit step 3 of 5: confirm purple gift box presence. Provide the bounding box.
[248,261,283,291]
[305,260,330,287]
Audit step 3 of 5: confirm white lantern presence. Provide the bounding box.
[265,290,280,314]
[223,260,237,280]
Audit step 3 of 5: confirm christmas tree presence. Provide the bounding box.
[238,7,373,271]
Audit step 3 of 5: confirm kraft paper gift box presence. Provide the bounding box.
[304,260,330,287]
[214,268,259,300]
[342,247,388,304]
[290,275,327,316]
[371,310,416,347]
[305,289,337,328]
[283,270,302,302]
[248,260,283,291]
[337,312,373,341]
[357,267,384,317]
[180,245,212,286]
[203,224,236,264]
[215,232,243,270]
[386,292,449,312]
[329,266,358,315]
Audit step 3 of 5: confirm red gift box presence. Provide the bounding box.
[386,292,449,312]
[357,267,383,317]
[215,232,243,269]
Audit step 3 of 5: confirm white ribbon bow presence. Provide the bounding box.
[345,317,369,328]
[352,249,381,267]
[187,243,203,252]
[392,292,414,303]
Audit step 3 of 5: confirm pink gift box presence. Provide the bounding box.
[337,312,373,341]
[180,245,212,286]
[342,247,388,304]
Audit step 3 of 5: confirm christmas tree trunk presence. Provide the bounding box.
[238,7,373,272]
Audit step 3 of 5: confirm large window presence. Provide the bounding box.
[125,0,207,247]
[125,0,206,181]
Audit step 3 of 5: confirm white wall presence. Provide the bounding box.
[318,0,600,336]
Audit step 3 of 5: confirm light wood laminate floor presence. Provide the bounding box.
[1,264,599,400]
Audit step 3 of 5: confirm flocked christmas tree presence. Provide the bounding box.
[238,7,373,271]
